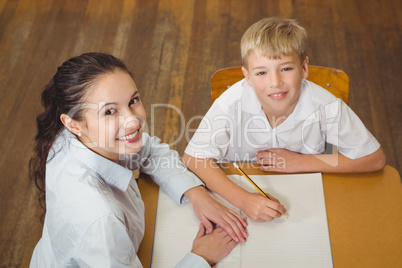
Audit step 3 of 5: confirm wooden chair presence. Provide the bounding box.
[211,65,349,104]
[210,65,350,154]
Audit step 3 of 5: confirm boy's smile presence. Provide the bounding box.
[242,51,309,127]
[268,91,288,101]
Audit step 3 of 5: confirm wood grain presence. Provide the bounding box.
[0,0,400,267]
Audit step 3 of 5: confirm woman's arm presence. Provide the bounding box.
[184,186,248,243]
[135,134,248,243]
[183,153,287,222]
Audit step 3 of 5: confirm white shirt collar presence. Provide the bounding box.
[61,129,133,192]
[293,79,315,120]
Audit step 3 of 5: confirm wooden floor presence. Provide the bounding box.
[0,0,400,267]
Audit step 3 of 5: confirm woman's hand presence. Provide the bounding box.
[185,186,248,243]
[191,224,239,265]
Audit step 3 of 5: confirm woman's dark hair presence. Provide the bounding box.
[29,52,131,216]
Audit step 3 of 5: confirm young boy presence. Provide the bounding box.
[183,17,386,222]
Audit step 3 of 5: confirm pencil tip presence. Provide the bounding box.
[233,162,239,169]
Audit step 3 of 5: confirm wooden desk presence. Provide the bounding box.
[138,165,402,267]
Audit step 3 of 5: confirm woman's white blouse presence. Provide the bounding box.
[30,129,209,267]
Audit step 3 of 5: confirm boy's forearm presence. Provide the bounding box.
[182,154,249,208]
[301,148,386,173]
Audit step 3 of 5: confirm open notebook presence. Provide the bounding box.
[151,173,333,268]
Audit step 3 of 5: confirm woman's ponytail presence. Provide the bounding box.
[29,79,65,212]
[29,52,130,218]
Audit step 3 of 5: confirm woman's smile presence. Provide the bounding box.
[76,70,147,160]
[117,129,141,143]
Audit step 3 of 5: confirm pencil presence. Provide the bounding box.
[233,162,289,218]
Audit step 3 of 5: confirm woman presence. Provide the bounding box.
[29,53,247,267]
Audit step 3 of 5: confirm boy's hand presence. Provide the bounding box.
[191,224,239,265]
[258,147,387,173]
[185,186,248,243]
[239,192,286,222]
[257,148,307,172]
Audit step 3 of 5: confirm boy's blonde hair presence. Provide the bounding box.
[241,17,307,67]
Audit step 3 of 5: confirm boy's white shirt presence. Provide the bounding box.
[185,78,380,162]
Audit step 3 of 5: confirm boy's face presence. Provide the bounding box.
[242,51,309,120]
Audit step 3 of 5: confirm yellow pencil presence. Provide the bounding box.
[233,162,289,218]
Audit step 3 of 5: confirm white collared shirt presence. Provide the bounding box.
[30,129,209,268]
[185,79,380,162]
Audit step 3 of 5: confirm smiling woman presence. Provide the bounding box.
[28,53,248,267]
[61,70,147,161]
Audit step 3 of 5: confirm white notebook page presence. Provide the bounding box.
[151,173,333,268]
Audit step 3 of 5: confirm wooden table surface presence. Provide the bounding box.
[138,165,402,267]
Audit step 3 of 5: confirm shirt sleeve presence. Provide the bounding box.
[74,214,142,268]
[175,253,211,268]
[184,101,231,160]
[323,99,380,159]
[127,133,204,204]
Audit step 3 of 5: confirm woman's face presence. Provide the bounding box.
[77,69,146,161]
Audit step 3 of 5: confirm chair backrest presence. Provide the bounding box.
[211,65,349,104]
